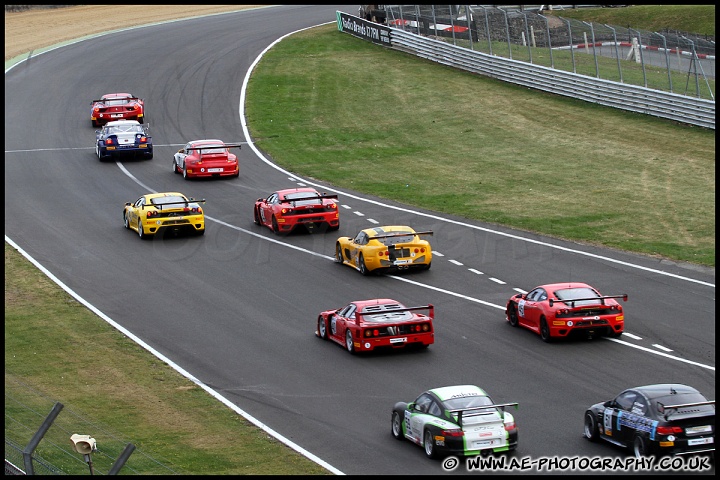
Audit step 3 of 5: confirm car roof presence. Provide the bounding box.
[277,187,319,196]
[144,192,187,201]
[362,225,415,236]
[101,92,133,98]
[429,385,488,401]
[353,298,404,309]
[106,120,142,127]
[189,139,225,146]
[632,384,703,399]
[536,282,593,290]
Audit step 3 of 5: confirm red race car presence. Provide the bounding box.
[91,93,145,127]
[505,282,627,342]
[253,187,339,234]
[317,298,434,354]
[173,139,241,179]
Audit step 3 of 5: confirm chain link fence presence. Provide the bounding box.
[5,374,178,475]
[382,5,715,100]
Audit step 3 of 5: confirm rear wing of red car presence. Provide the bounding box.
[91,97,142,104]
[280,193,338,204]
[356,304,434,322]
[658,400,716,420]
[448,402,519,427]
[186,143,243,153]
[549,294,628,307]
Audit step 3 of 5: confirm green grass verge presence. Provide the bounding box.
[5,243,331,475]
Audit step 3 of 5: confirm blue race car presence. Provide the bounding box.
[95,119,152,161]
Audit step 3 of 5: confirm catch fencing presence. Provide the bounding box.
[339,6,715,129]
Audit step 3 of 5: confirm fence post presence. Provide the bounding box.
[22,402,64,475]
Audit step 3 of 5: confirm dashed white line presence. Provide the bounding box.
[513,288,527,294]
[341,204,352,210]
[433,251,444,257]
[489,277,506,285]
[468,268,484,275]
[622,332,642,340]
[353,211,365,217]
[367,218,379,224]
[652,344,674,352]
[448,259,463,266]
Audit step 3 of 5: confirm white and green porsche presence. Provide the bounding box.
[391,385,518,459]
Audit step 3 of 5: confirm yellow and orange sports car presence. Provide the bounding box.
[123,192,205,240]
[335,225,432,275]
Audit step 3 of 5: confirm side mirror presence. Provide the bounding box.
[124,202,131,207]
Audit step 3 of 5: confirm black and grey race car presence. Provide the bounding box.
[583,383,715,458]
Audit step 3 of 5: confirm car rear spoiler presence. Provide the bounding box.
[356,304,434,323]
[549,294,628,307]
[371,230,433,240]
[658,400,716,420]
[91,97,142,104]
[280,194,338,204]
[186,143,243,152]
[448,402,519,427]
[142,199,206,210]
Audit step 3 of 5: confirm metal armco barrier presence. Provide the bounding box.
[336,11,715,130]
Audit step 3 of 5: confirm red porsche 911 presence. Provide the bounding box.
[317,298,434,354]
[172,139,241,179]
[91,93,145,127]
[253,187,339,234]
[505,282,627,342]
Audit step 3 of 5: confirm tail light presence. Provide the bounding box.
[280,208,289,215]
[184,206,203,214]
[441,428,464,437]
[146,211,159,218]
[505,421,516,431]
[378,251,388,257]
[656,426,683,435]
[104,138,114,145]
[327,202,337,210]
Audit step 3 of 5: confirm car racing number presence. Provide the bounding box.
[518,299,526,318]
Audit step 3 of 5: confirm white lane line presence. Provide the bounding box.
[433,251,444,257]
[653,344,674,352]
[622,332,642,340]
[367,218,379,224]
[353,211,364,217]
[449,259,463,266]
[489,277,506,285]
[469,269,484,275]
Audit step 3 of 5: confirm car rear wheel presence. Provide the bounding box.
[424,429,437,459]
[137,220,146,239]
[345,330,355,354]
[583,411,599,441]
[123,212,130,229]
[540,318,553,342]
[358,253,370,276]
[271,216,279,234]
[508,303,519,327]
[633,435,651,458]
[318,317,328,339]
[182,163,189,179]
[253,208,261,225]
[172,159,179,174]
[391,412,404,440]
